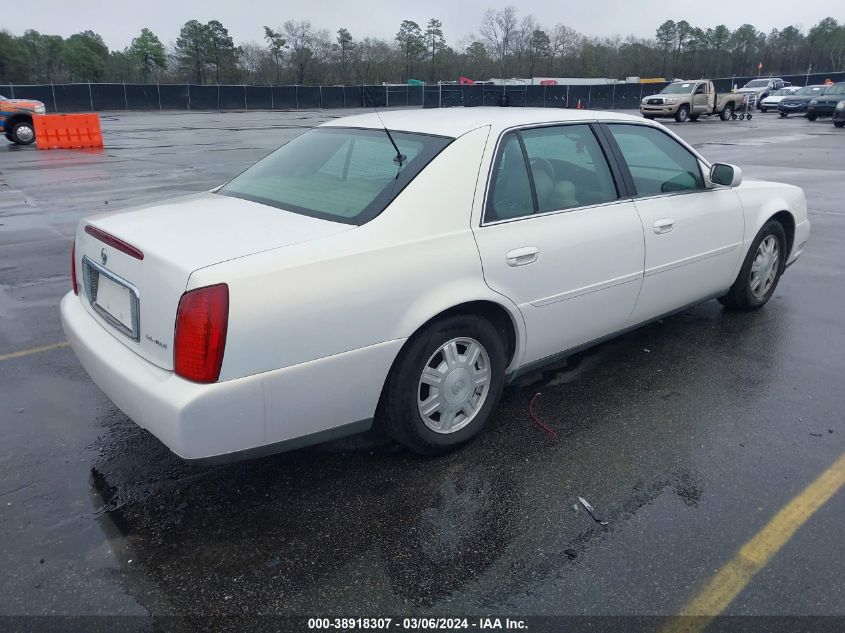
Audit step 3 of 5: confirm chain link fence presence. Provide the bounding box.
[5,72,844,113]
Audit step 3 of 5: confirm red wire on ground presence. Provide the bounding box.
[528,392,558,439]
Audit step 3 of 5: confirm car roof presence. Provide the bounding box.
[320,107,645,138]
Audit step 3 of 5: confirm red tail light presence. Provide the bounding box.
[174,284,229,383]
[71,240,78,295]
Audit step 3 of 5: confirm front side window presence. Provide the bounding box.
[486,124,617,222]
[607,124,704,196]
[219,127,451,225]
[520,125,618,212]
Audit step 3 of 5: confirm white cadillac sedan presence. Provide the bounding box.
[61,108,810,461]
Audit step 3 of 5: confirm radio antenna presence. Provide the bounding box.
[364,86,406,166]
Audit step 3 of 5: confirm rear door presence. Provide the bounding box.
[601,123,744,324]
[472,123,644,367]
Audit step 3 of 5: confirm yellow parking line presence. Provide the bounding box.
[662,451,845,633]
[0,341,70,362]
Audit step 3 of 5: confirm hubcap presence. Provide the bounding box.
[750,235,780,299]
[15,125,34,143]
[417,337,491,434]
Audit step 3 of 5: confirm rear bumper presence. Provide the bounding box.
[61,292,403,461]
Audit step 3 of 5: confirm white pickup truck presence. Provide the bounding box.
[640,80,746,123]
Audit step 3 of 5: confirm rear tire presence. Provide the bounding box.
[718,220,787,311]
[720,104,734,121]
[688,114,700,122]
[10,120,35,145]
[377,314,506,455]
[674,105,689,123]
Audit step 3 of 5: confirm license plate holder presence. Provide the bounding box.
[82,256,140,341]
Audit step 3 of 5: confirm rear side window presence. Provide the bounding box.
[486,133,535,221]
[485,124,617,222]
[607,124,704,196]
[219,127,452,225]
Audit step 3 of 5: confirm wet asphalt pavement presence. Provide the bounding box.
[1,109,843,625]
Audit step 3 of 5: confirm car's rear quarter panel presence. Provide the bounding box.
[189,125,521,384]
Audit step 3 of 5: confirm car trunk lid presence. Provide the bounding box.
[74,192,353,370]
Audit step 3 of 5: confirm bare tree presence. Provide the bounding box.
[547,24,579,75]
[283,20,315,84]
[479,6,518,78]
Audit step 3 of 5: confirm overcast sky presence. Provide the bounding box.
[5,0,828,49]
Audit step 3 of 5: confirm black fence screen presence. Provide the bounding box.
[297,86,321,109]
[6,85,56,112]
[219,85,245,110]
[188,85,217,110]
[52,83,92,112]
[245,85,272,110]
[8,72,845,114]
[321,86,345,109]
[90,83,125,111]
[124,84,159,110]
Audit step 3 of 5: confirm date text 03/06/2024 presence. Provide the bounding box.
[306,617,528,630]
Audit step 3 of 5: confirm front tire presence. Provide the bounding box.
[377,315,506,455]
[688,114,700,122]
[835,121,845,128]
[674,105,689,123]
[10,120,35,145]
[807,112,818,121]
[760,106,768,113]
[779,112,788,118]
[719,220,787,311]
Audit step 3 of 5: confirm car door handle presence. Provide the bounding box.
[506,246,540,267]
[653,219,675,234]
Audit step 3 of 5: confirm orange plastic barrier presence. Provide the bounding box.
[34,114,103,150]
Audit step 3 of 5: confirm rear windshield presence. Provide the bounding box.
[219,127,452,225]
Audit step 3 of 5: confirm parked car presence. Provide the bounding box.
[807,82,845,120]
[60,108,810,462]
[759,87,800,112]
[640,79,745,122]
[834,100,845,127]
[778,85,828,117]
[737,77,787,108]
[0,95,46,145]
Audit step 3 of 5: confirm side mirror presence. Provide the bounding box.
[710,163,742,187]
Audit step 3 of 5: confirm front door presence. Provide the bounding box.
[472,123,645,367]
[603,123,745,324]
[692,83,710,114]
